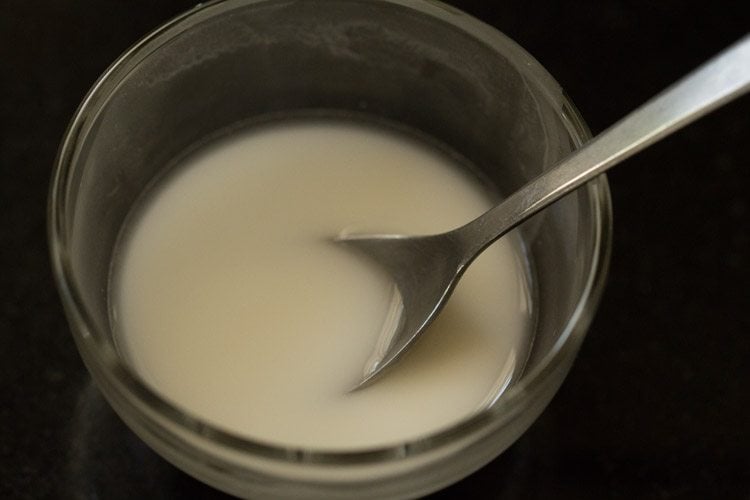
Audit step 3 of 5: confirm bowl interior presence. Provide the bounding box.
[51,0,610,497]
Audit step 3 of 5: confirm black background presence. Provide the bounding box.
[1,1,749,498]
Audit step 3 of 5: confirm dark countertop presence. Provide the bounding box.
[1,1,748,498]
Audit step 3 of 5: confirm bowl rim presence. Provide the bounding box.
[48,0,612,467]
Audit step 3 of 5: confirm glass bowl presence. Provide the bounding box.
[49,0,612,498]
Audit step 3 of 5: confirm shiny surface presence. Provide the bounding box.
[346,36,750,386]
[2,1,749,498]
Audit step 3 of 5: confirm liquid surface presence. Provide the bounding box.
[112,120,532,450]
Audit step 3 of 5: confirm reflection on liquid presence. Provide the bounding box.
[64,379,542,498]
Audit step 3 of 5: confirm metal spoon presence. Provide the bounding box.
[339,35,750,389]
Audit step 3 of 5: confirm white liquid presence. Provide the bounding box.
[112,120,532,450]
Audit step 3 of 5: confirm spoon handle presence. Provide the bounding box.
[456,34,750,259]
